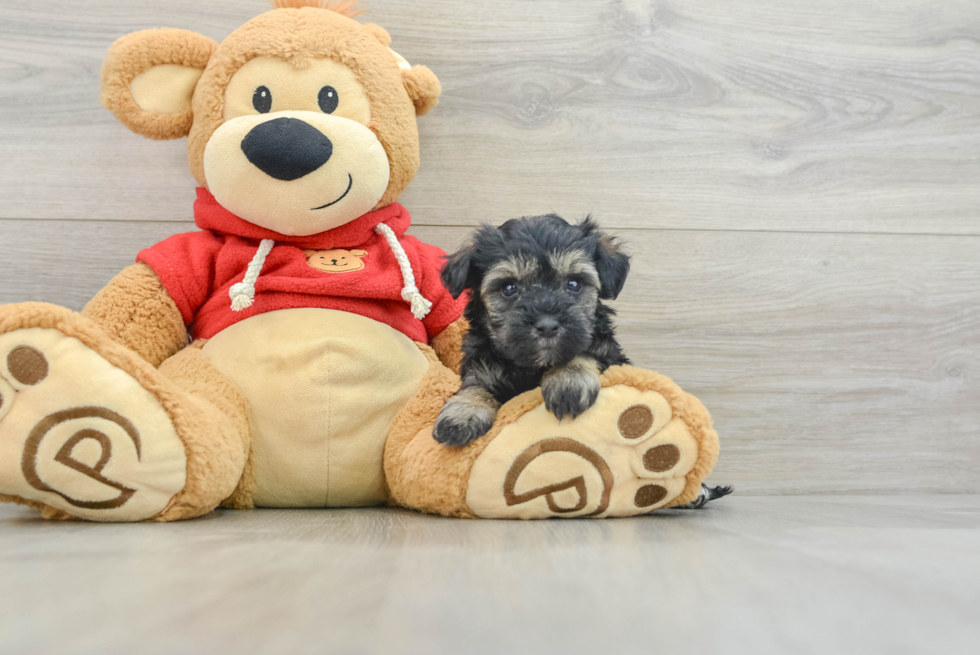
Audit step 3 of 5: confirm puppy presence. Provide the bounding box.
[434,214,631,447]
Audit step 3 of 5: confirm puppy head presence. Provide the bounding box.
[442,215,630,368]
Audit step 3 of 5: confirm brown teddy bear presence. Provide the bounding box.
[0,0,719,522]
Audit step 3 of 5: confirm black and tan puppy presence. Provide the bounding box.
[434,214,631,447]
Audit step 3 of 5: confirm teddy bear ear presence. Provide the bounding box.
[302,249,318,257]
[402,65,442,117]
[351,249,368,256]
[362,24,392,47]
[101,28,217,141]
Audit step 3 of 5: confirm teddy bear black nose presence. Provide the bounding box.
[241,117,333,181]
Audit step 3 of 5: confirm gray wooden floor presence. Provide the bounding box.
[1,496,977,655]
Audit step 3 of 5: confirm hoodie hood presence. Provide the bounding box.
[193,188,410,249]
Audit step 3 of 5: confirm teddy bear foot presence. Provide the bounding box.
[0,306,187,521]
[465,367,719,519]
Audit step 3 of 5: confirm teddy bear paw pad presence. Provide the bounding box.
[466,385,700,518]
[0,328,186,521]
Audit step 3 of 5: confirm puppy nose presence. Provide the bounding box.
[241,117,333,181]
[534,317,560,338]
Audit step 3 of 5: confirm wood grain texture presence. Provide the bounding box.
[0,0,978,232]
[2,219,977,494]
[1,497,978,655]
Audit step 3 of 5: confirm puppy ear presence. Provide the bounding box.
[440,246,479,299]
[582,218,630,300]
[101,28,216,140]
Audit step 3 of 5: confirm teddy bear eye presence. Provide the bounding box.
[253,86,272,113]
[318,86,339,113]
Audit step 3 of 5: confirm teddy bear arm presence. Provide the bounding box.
[81,262,189,367]
[431,316,469,375]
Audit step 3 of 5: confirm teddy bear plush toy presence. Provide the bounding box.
[0,0,719,522]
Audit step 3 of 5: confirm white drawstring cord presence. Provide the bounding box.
[229,238,275,311]
[374,223,432,320]
[227,227,431,320]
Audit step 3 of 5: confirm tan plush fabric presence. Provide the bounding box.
[82,263,188,368]
[130,64,204,114]
[101,28,217,140]
[0,303,248,522]
[154,343,252,520]
[602,366,719,508]
[401,66,441,116]
[222,56,372,124]
[269,0,366,17]
[384,350,545,518]
[203,309,428,507]
[385,363,719,518]
[186,7,441,209]
[0,327,187,522]
[362,23,392,47]
[430,316,469,375]
[383,346,477,517]
[467,386,695,518]
[204,109,390,235]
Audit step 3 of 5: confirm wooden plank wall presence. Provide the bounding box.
[0,0,977,494]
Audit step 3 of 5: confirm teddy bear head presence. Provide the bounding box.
[100,0,441,237]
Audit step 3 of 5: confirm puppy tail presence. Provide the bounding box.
[674,483,734,509]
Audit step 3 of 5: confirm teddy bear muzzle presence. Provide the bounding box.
[203,110,391,237]
[240,117,334,182]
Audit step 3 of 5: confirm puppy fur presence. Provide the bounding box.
[434,214,631,447]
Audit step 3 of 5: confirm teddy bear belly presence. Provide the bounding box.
[201,308,429,507]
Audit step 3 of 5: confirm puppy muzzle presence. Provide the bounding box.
[494,290,593,368]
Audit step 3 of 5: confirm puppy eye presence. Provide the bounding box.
[501,283,519,298]
[253,86,273,113]
[566,279,583,293]
[318,86,339,113]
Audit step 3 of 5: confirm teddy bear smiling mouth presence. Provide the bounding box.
[311,173,354,211]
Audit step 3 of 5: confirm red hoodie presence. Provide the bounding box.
[137,189,465,343]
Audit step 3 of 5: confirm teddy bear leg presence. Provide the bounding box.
[0,302,248,522]
[385,353,719,519]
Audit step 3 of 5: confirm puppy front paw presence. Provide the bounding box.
[542,358,601,420]
[433,390,499,448]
